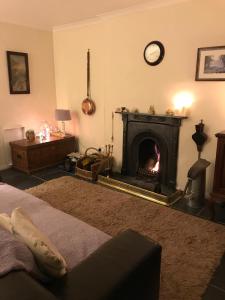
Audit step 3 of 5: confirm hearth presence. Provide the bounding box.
[119,112,186,196]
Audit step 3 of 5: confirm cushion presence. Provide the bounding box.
[0,213,13,233]
[11,207,67,278]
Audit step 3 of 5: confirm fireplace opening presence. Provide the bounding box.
[137,139,160,179]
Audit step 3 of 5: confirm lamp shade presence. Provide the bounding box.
[55,109,71,121]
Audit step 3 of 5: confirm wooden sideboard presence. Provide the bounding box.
[10,135,76,174]
[209,131,225,219]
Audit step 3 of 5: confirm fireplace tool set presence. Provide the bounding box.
[183,120,210,208]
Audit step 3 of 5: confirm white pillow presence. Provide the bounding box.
[11,207,67,278]
[0,213,13,233]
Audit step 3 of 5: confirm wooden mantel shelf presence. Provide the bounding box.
[115,111,187,127]
[115,111,187,120]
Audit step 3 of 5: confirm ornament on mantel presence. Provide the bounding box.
[115,107,129,113]
[131,108,139,113]
[148,105,155,115]
[166,108,175,116]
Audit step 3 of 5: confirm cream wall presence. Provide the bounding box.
[0,22,56,169]
[53,0,225,194]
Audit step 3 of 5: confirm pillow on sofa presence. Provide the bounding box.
[0,213,13,233]
[11,207,67,278]
[0,227,45,280]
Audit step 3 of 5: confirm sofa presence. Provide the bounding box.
[0,181,162,300]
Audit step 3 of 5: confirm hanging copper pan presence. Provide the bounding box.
[82,49,96,115]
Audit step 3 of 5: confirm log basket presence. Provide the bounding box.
[75,147,113,181]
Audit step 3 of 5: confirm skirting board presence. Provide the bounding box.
[0,164,11,171]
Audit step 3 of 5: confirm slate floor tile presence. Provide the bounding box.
[198,204,225,225]
[33,166,74,181]
[202,285,225,300]
[0,168,44,190]
[208,253,225,291]
[171,197,203,216]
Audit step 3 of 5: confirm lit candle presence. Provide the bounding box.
[173,91,194,116]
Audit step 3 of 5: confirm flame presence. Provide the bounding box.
[152,144,160,172]
[152,160,159,172]
[173,91,194,115]
[146,144,160,173]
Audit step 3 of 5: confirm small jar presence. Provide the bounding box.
[26,129,35,142]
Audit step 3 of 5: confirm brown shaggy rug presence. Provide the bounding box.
[26,176,225,300]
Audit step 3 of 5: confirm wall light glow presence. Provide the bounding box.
[173,91,195,116]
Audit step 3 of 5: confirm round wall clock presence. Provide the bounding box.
[143,41,165,66]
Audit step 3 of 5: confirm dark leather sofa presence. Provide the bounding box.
[0,229,161,300]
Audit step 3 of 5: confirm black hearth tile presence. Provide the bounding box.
[56,163,67,170]
[0,168,44,190]
[213,204,225,224]
[33,166,74,181]
[171,198,202,216]
[15,177,44,190]
[202,285,225,300]
[210,253,225,290]
[58,163,75,173]
[199,204,225,225]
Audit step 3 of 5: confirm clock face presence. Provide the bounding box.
[144,41,165,66]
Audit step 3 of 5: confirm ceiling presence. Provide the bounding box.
[0,0,162,31]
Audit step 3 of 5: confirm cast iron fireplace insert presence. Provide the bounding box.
[119,112,186,195]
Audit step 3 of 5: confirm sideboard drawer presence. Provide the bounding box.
[11,148,28,172]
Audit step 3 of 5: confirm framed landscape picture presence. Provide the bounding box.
[195,46,225,81]
[6,51,30,94]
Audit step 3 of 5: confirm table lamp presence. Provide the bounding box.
[55,109,71,135]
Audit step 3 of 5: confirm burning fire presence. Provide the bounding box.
[137,143,160,178]
[152,144,160,173]
[152,160,159,173]
[146,144,160,174]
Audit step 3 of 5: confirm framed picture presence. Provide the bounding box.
[6,51,30,94]
[195,46,225,81]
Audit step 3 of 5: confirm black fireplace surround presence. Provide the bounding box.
[120,112,186,194]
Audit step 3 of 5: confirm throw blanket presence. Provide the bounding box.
[0,228,44,279]
[0,183,110,277]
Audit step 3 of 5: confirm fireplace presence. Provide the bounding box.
[120,112,186,195]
